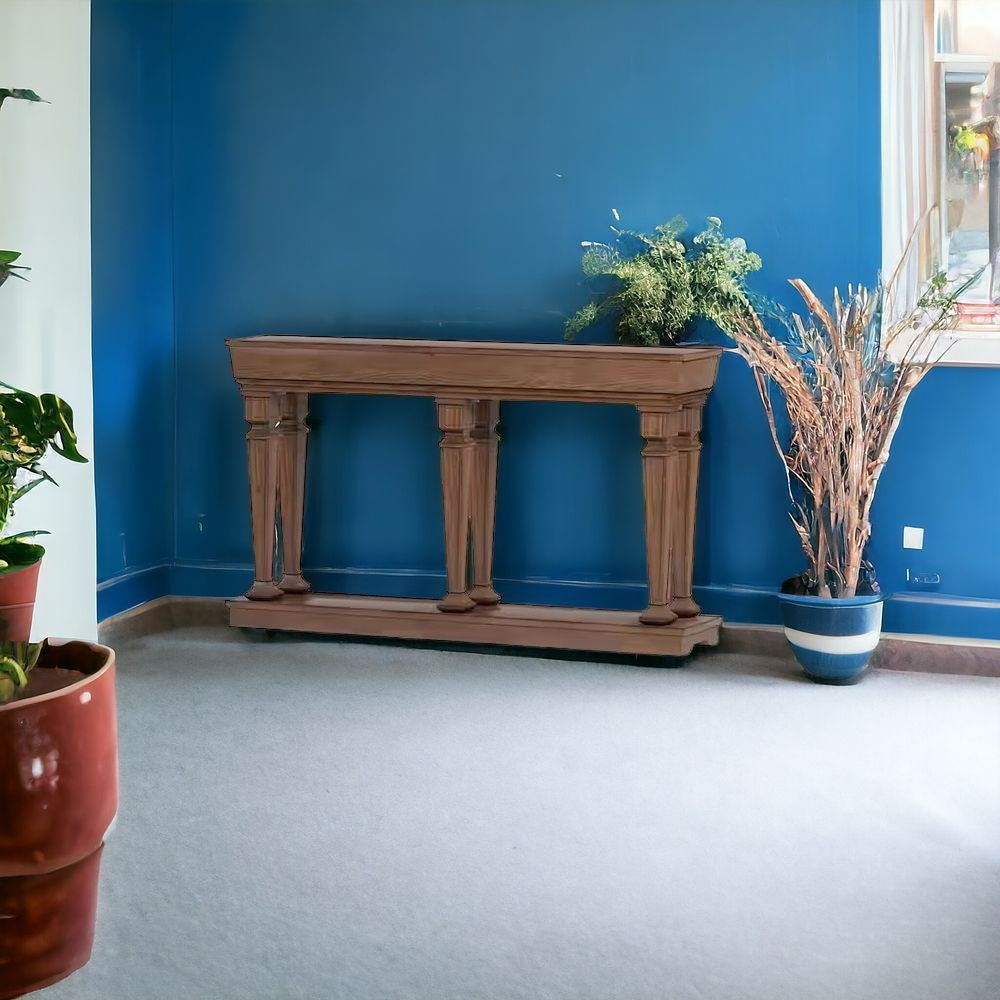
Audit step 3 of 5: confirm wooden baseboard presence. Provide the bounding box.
[228,593,721,657]
[101,595,1000,678]
[98,596,228,647]
[719,623,1000,678]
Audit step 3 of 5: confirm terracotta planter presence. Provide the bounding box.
[0,560,41,642]
[0,639,117,999]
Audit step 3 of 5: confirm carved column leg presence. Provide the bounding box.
[436,398,476,612]
[638,405,683,626]
[244,393,283,600]
[670,397,705,618]
[277,392,311,594]
[469,399,501,606]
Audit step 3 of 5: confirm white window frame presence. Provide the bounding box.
[928,56,999,364]
[882,2,1000,365]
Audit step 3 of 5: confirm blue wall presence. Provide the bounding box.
[92,0,1000,638]
[92,0,175,617]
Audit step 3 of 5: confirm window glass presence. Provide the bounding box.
[937,1,999,322]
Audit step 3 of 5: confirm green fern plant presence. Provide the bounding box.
[565,213,761,346]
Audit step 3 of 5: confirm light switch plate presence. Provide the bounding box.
[903,526,924,550]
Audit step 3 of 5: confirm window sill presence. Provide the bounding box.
[936,326,1000,366]
[888,325,1000,366]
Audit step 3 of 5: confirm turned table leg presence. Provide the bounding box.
[670,397,705,618]
[638,405,683,626]
[244,393,283,600]
[277,392,310,594]
[436,398,476,612]
[469,400,501,606]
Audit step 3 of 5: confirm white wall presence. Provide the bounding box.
[0,0,95,640]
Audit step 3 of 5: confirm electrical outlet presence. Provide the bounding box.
[907,569,941,591]
[902,526,924,550]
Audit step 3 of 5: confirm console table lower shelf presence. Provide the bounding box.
[229,593,721,657]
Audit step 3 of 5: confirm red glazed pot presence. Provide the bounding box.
[0,639,118,1000]
[0,560,41,642]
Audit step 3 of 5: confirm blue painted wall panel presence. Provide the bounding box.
[91,0,175,583]
[868,365,1000,597]
[93,0,1000,639]
[165,0,881,595]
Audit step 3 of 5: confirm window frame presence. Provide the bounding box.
[883,4,1000,365]
[937,54,998,332]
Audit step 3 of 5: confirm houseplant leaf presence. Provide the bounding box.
[0,642,42,703]
[0,89,46,109]
[0,250,30,286]
[39,394,87,462]
[0,655,28,692]
[2,530,50,542]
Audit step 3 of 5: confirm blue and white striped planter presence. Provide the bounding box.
[778,593,884,684]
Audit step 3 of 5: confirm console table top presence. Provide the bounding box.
[227,335,722,404]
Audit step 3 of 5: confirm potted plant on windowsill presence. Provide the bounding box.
[707,249,976,684]
[564,213,762,345]
[0,86,118,1000]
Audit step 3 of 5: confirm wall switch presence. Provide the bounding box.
[903,526,924,550]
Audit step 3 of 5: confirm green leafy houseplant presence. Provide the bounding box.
[565,213,761,346]
[0,86,85,702]
[0,382,87,571]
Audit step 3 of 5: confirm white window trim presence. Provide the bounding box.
[926,53,999,364]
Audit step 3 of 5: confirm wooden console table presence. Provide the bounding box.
[226,337,722,656]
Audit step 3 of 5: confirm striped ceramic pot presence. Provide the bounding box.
[778,593,883,684]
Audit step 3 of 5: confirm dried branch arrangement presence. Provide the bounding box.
[707,251,978,599]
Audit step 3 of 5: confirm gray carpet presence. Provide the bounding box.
[42,628,1000,1000]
